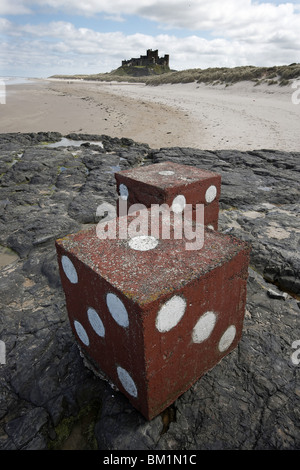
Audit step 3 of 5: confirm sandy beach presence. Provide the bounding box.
[1,78,299,151]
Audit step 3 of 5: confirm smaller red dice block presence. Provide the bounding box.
[115,161,221,230]
[56,212,250,420]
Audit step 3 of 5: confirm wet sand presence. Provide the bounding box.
[1,79,198,149]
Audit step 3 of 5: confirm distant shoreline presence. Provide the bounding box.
[1,77,40,86]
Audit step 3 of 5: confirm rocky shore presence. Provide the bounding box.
[0,132,299,450]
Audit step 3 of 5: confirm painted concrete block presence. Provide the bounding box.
[56,211,250,420]
[115,161,221,230]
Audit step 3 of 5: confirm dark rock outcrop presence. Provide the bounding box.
[0,133,299,450]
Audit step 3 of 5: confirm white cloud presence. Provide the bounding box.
[103,14,126,23]
[0,0,31,15]
[1,1,300,76]
[0,0,155,16]
[2,1,300,45]
[2,0,300,33]
[1,16,299,77]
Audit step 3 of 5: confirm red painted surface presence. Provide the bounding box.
[115,161,221,228]
[56,209,250,420]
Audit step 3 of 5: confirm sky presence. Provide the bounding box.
[0,0,300,78]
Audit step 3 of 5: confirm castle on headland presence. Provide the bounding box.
[122,49,169,68]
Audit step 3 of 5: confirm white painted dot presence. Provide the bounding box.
[106,293,129,328]
[117,366,138,398]
[207,224,214,230]
[119,183,129,200]
[87,307,105,337]
[61,255,78,284]
[74,320,89,346]
[172,195,186,213]
[218,325,236,352]
[158,170,175,176]
[128,235,158,251]
[192,311,217,343]
[156,295,186,333]
[205,185,217,203]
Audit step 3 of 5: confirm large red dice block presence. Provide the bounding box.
[56,212,250,420]
[115,161,221,230]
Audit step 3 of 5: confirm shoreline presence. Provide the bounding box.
[1,78,299,151]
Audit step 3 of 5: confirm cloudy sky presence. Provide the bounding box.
[1,0,300,78]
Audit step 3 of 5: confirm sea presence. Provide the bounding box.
[0,77,41,103]
[0,76,39,86]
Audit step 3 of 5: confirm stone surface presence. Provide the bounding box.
[115,161,221,228]
[0,133,299,449]
[56,213,250,420]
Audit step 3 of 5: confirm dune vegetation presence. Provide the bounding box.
[51,63,300,87]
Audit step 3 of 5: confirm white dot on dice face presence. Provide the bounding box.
[106,293,129,328]
[158,170,175,176]
[119,183,129,200]
[156,295,187,333]
[117,366,138,398]
[128,235,158,251]
[74,320,89,346]
[171,194,186,214]
[192,311,217,343]
[205,185,217,203]
[61,255,78,284]
[218,325,236,352]
[87,307,105,337]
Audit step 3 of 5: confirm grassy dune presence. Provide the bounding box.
[51,64,300,87]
